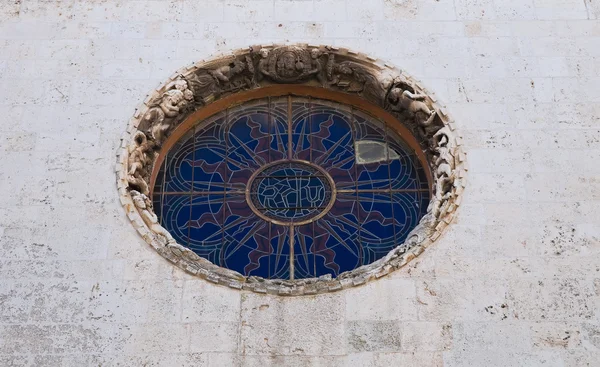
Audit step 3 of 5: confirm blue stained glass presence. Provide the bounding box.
[227,110,269,189]
[312,192,362,277]
[192,114,228,193]
[353,111,394,191]
[270,97,290,161]
[221,192,274,277]
[294,224,316,278]
[226,99,289,190]
[358,192,397,263]
[356,161,392,190]
[162,130,195,192]
[270,225,292,279]
[291,100,310,160]
[390,191,425,243]
[308,104,356,189]
[152,194,163,225]
[187,194,225,256]
[387,128,430,192]
[159,195,193,246]
[154,97,430,280]
[250,162,332,223]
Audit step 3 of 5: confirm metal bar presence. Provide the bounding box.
[309,97,313,166]
[311,219,316,278]
[287,97,294,280]
[287,95,292,160]
[268,96,273,164]
[289,225,295,280]
[384,117,398,246]
[159,156,167,226]
[350,107,363,266]
[257,206,328,210]
[187,125,197,248]
[154,191,245,195]
[336,188,430,193]
[268,222,272,279]
[255,174,326,179]
[268,98,273,279]
[221,108,229,255]
[154,188,428,195]
[309,98,316,277]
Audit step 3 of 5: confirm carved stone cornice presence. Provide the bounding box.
[116,44,468,296]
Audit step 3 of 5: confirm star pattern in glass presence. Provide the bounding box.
[249,161,333,223]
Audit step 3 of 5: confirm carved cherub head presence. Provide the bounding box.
[231,59,245,73]
[335,64,353,75]
[131,190,153,210]
[259,48,269,58]
[130,190,146,208]
[164,89,184,105]
[310,48,321,59]
[171,79,188,92]
[218,65,231,76]
[435,144,450,158]
[183,89,193,101]
[388,87,403,104]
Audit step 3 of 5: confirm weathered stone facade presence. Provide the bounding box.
[1,0,600,366]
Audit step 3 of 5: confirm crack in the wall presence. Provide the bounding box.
[583,0,591,19]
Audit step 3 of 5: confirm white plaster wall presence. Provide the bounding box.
[1,0,600,366]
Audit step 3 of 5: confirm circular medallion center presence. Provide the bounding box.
[247,161,335,225]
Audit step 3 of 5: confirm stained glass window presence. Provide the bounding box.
[153,97,430,280]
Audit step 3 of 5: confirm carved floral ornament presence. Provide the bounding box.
[116,45,467,296]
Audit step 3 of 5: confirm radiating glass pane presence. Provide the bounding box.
[187,193,226,260]
[227,99,272,190]
[221,192,275,277]
[390,191,430,243]
[309,101,355,189]
[357,191,396,264]
[160,195,193,247]
[310,192,362,277]
[192,113,227,193]
[291,98,312,161]
[162,129,195,193]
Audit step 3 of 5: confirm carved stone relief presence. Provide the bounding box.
[117,44,467,296]
[126,131,156,196]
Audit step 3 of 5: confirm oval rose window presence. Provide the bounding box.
[118,45,466,295]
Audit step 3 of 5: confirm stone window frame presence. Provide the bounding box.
[116,44,467,296]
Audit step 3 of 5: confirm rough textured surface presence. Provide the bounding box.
[1,0,599,366]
